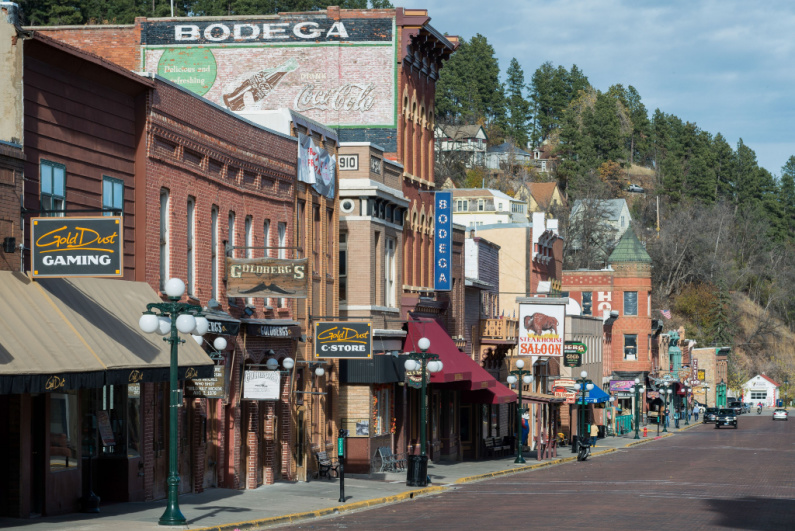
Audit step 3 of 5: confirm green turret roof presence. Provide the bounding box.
[608,230,651,264]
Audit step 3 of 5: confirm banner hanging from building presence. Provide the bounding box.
[226,256,308,298]
[30,216,123,278]
[433,191,452,291]
[314,321,372,359]
[518,301,565,356]
[298,133,336,199]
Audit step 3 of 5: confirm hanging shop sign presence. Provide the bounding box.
[433,191,452,291]
[563,342,586,367]
[698,369,705,381]
[244,321,301,339]
[243,370,281,400]
[30,216,123,278]
[314,321,372,359]
[406,369,428,389]
[609,380,636,393]
[518,300,565,357]
[226,256,308,298]
[205,315,241,336]
[186,365,226,399]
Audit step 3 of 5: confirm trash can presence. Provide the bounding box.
[777,399,783,407]
[406,454,428,487]
[571,435,579,454]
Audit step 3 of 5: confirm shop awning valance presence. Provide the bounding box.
[463,381,517,405]
[0,272,213,394]
[575,385,611,404]
[405,318,473,383]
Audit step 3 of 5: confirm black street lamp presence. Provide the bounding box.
[404,337,442,487]
[683,385,690,426]
[139,278,209,526]
[507,359,533,464]
[704,384,711,409]
[632,378,644,439]
[664,386,673,431]
[574,370,594,461]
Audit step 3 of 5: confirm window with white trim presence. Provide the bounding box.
[159,189,169,290]
[41,160,66,217]
[339,232,347,303]
[624,334,637,360]
[385,237,396,307]
[102,176,123,216]
[211,206,218,300]
[187,197,195,296]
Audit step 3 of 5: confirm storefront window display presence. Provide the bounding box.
[50,391,80,471]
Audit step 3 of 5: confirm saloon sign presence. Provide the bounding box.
[518,300,565,357]
[226,257,308,298]
[30,217,123,278]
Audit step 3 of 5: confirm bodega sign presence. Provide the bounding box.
[314,322,372,359]
[31,217,122,278]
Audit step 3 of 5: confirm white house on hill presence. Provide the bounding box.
[742,374,780,408]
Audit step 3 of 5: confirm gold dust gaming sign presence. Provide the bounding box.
[31,217,123,278]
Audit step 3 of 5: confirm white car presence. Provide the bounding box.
[773,409,788,421]
[627,184,645,193]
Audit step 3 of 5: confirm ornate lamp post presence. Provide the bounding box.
[704,384,711,409]
[664,387,673,431]
[683,384,690,426]
[574,370,594,460]
[139,278,208,526]
[632,378,644,439]
[404,337,442,487]
[507,359,533,464]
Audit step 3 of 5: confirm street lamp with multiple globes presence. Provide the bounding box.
[573,370,594,461]
[683,384,690,426]
[403,337,442,487]
[665,387,673,431]
[632,378,644,439]
[139,278,209,526]
[507,359,533,464]
[704,384,711,408]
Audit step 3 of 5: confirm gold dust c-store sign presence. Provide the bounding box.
[31,217,123,278]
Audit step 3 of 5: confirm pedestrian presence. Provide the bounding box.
[693,403,700,422]
[674,408,680,428]
[590,422,599,448]
[665,408,670,428]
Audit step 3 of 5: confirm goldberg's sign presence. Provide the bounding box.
[245,322,300,339]
[433,191,452,291]
[314,322,372,359]
[518,301,565,357]
[30,217,123,278]
[226,257,308,298]
[243,370,281,400]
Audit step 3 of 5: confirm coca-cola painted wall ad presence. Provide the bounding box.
[141,16,396,131]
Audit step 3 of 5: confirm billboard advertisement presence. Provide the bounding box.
[141,17,396,130]
[518,302,565,357]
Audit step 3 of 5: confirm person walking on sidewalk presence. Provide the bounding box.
[693,403,700,422]
[674,408,680,428]
[590,423,599,447]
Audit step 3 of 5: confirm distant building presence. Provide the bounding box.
[434,124,488,168]
[486,142,533,170]
[515,181,567,216]
[530,143,557,174]
[451,188,528,226]
[742,375,780,408]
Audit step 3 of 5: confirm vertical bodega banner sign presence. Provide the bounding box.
[434,191,452,291]
[31,217,123,278]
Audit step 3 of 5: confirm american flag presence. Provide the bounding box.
[661,309,672,319]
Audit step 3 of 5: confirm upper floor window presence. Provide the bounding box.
[624,291,638,316]
[228,211,236,258]
[478,199,484,211]
[102,176,123,216]
[339,232,348,303]
[41,160,66,217]
[211,206,219,300]
[187,197,196,296]
[582,292,592,316]
[159,189,170,291]
[385,237,396,307]
[624,334,637,360]
[264,219,271,256]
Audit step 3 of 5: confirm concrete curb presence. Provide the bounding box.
[192,485,446,531]
[194,429,694,530]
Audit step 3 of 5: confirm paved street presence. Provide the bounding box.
[283,414,795,531]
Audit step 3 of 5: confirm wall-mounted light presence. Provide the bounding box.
[244,305,255,316]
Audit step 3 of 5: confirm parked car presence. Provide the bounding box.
[728,401,743,415]
[703,407,719,424]
[627,184,645,193]
[773,409,788,421]
[742,403,751,414]
[715,408,738,429]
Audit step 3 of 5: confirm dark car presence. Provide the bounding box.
[715,408,738,429]
[703,407,719,424]
[728,401,743,415]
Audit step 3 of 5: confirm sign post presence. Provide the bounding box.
[337,429,346,503]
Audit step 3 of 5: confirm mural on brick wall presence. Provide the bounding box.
[141,17,396,129]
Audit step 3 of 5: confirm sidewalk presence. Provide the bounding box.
[0,422,701,531]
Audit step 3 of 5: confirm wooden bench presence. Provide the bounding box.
[483,436,510,458]
[315,451,339,480]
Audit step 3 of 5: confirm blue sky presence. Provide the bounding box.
[397,0,795,176]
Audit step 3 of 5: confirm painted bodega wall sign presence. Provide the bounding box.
[31,217,123,278]
[141,16,396,128]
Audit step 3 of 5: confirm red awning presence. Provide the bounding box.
[463,382,518,404]
[405,318,474,384]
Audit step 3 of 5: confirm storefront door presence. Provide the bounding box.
[459,405,475,459]
[31,394,45,516]
[203,399,218,490]
[153,383,168,500]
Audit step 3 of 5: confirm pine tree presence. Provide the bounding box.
[779,156,795,238]
[504,58,531,149]
[584,92,623,165]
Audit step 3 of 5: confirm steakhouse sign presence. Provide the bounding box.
[517,300,566,357]
[30,217,123,278]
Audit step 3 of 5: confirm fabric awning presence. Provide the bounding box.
[575,385,611,404]
[0,272,213,394]
[463,381,517,404]
[521,390,566,404]
[405,318,472,383]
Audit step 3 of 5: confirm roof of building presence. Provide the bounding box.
[452,188,516,201]
[526,182,561,210]
[608,229,651,264]
[758,374,780,387]
[571,198,628,222]
[487,142,532,157]
[437,124,487,141]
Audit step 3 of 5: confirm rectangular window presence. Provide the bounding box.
[278,221,287,308]
[624,291,638,316]
[263,219,271,256]
[228,211,236,258]
[326,208,334,273]
[102,176,123,215]
[187,197,196,296]
[582,292,592,316]
[624,334,638,360]
[296,201,305,258]
[478,199,484,211]
[245,215,253,305]
[41,160,66,217]
[211,206,219,300]
[374,385,391,436]
[159,189,169,291]
[49,391,79,470]
[339,232,347,303]
[750,391,767,400]
[313,205,321,274]
[385,237,396,307]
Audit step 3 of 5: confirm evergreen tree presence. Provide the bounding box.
[734,139,761,207]
[711,133,735,201]
[780,156,795,238]
[504,58,531,149]
[583,92,623,165]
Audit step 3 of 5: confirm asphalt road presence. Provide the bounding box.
[281,412,795,531]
